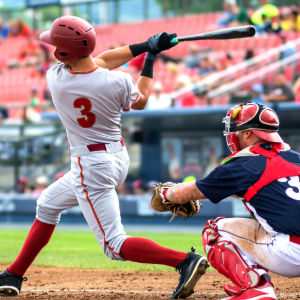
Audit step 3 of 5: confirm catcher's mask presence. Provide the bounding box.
[223,103,283,154]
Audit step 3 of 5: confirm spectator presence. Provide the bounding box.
[30,87,40,106]
[174,75,197,107]
[132,180,145,195]
[32,175,49,198]
[8,19,31,37]
[26,87,42,123]
[14,177,28,194]
[196,57,214,79]
[264,73,295,103]
[146,82,171,110]
[244,49,254,61]
[233,3,248,25]
[129,53,146,73]
[280,8,294,32]
[0,98,8,123]
[250,84,264,104]
[217,0,237,27]
[147,181,159,194]
[279,32,296,60]
[44,87,53,106]
[251,0,279,33]
[292,76,300,102]
[117,181,128,195]
[8,36,39,68]
[0,19,9,39]
[184,44,202,69]
[264,15,282,34]
[291,6,300,32]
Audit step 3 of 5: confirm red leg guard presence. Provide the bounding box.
[202,217,260,291]
[207,240,260,290]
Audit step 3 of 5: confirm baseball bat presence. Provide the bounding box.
[170,26,256,43]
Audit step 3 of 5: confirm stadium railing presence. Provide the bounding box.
[0,194,244,224]
[207,52,300,103]
[0,126,67,191]
[169,37,300,102]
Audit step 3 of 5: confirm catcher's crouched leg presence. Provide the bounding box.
[202,217,260,294]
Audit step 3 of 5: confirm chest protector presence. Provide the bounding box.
[223,143,300,202]
[244,143,300,201]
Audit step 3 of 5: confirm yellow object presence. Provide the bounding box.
[183,176,197,183]
[295,15,300,32]
[281,20,293,31]
[251,4,279,25]
[232,105,243,119]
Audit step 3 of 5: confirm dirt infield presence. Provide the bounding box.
[1,265,300,299]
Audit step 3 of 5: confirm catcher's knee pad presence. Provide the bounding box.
[103,234,129,261]
[202,217,260,291]
[202,217,225,254]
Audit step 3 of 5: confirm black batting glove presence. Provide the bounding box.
[147,32,178,55]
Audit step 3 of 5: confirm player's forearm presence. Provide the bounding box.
[95,46,133,70]
[132,53,156,110]
[133,77,152,110]
[166,181,207,204]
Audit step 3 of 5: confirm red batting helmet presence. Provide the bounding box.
[223,103,283,153]
[39,16,96,62]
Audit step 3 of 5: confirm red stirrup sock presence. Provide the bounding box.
[120,237,187,268]
[8,219,56,277]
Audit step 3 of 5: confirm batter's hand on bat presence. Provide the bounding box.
[148,32,178,54]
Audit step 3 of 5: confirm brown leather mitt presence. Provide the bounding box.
[151,182,201,222]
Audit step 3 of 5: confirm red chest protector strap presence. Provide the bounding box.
[244,144,300,202]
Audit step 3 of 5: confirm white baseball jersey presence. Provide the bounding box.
[47,63,140,146]
[37,63,141,261]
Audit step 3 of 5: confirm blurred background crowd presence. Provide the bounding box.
[0,0,300,197]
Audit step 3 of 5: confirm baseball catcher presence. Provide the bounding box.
[153,103,300,300]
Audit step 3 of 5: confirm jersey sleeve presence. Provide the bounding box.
[196,159,260,204]
[122,73,141,112]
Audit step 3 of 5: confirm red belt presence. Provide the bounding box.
[290,235,300,245]
[87,138,124,152]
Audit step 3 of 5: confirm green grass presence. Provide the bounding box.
[0,229,206,272]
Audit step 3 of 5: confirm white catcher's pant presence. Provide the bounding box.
[36,140,130,261]
[216,218,300,280]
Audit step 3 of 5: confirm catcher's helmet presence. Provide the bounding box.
[223,103,283,153]
[39,16,96,62]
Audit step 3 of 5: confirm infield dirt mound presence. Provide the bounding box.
[1,265,300,299]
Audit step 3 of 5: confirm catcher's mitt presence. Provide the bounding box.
[151,182,201,222]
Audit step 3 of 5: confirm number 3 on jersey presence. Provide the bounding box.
[278,176,300,201]
[73,98,96,128]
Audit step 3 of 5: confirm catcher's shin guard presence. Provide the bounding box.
[202,217,260,291]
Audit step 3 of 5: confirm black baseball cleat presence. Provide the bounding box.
[0,269,27,297]
[171,247,209,299]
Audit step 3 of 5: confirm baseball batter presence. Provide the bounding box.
[153,103,300,299]
[0,17,208,299]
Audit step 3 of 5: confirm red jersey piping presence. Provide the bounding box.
[68,66,99,75]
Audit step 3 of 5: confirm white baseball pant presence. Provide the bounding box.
[216,218,300,279]
[36,140,130,261]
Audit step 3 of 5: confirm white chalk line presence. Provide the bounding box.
[23,289,300,296]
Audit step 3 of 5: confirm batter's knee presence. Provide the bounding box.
[103,234,130,261]
[36,190,61,225]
